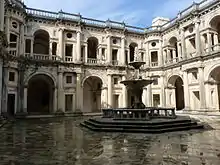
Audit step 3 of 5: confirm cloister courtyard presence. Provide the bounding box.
[0,115,220,165]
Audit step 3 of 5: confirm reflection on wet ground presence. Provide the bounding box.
[0,117,220,165]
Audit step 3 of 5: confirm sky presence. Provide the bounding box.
[23,0,202,27]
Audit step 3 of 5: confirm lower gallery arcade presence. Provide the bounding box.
[4,63,220,116]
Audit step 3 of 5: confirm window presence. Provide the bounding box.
[9,72,15,82]
[153,78,158,85]
[25,39,31,53]
[151,42,156,47]
[11,21,18,29]
[192,72,198,80]
[65,44,73,56]
[52,42,57,55]
[66,76,72,84]
[113,77,118,84]
[66,33,73,38]
[113,38,117,44]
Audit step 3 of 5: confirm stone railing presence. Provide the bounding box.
[65,56,73,62]
[25,53,60,61]
[87,58,98,64]
[9,49,17,56]
[151,62,158,67]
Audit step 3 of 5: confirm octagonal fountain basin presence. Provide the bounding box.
[120,79,154,89]
[129,61,146,69]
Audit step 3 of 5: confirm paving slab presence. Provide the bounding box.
[0,117,219,164]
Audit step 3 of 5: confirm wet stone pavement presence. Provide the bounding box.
[0,117,220,165]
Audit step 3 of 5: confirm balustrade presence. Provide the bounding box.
[151,62,158,67]
[102,107,176,120]
[65,56,73,62]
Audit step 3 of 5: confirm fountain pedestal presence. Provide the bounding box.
[81,48,205,133]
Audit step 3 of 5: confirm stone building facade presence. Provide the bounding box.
[0,0,220,116]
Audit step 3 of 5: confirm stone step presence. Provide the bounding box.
[84,119,198,130]
[80,122,204,133]
[89,117,193,126]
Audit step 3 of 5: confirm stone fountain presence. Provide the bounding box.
[81,48,205,133]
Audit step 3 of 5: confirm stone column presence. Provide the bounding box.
[163,49,167,65]
[76,73,83,112]
[172,49,176,63]
[214,33,219,51]
[177,42,182,61]
[198,67,206,110]
[195,20,201,56]
[53,88,58,113]
[5,16,10,45]
[145,42,149,67]
[101,87,108,108]
[207,32,212,53]
[58,28,64,60]
[19,24,25,56]
[147,84,152,107]
[30,39,34,56]
[122,76,127,108]
[76,31,81,62]
[72,43,75,62]
[0,0,4,31]
[167,49,171,63]
[160,76,165,107]
[180,28,186,59]
[107,35,111,64]
[23,87,28,113]
[85,44,88,63]
[107,74,112,108]
[121,36,125,65]
[183,71,190,110]
[158,40,163,66]
[0,62,2,115]
[57,71,64,112]
[49,41,53,59]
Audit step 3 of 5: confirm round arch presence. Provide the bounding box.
[27,74,55,114]
[83,76,103,113]
[129,42,138,62]
[168,75,185,110]
[33,29,50,55]
[209,15,220,30]
[206,65,220,110]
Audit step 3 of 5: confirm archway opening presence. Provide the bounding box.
[27,74,54,114]
[83,76,102,112]
[169,37,178,59]
[209,66,220,109]
[168,75,185,110]
[33,29,50,55]
[210,15,220,47]
[129,42,138,62]
[87,37,98,59]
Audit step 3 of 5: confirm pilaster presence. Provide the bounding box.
[198,67,206,110]
[0,0,4,31]
[195,20,201,56]
[57,70,64,112]
[19,23,25,56]
[107,35,111,64]
[183,71,190,110]
[121,36,125,65]
[58,28,64,60]
[107,74,112,108]
[122,76,127,108]
[180,28,186,59]
[76,73,83,112]
[76,31,81,62]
